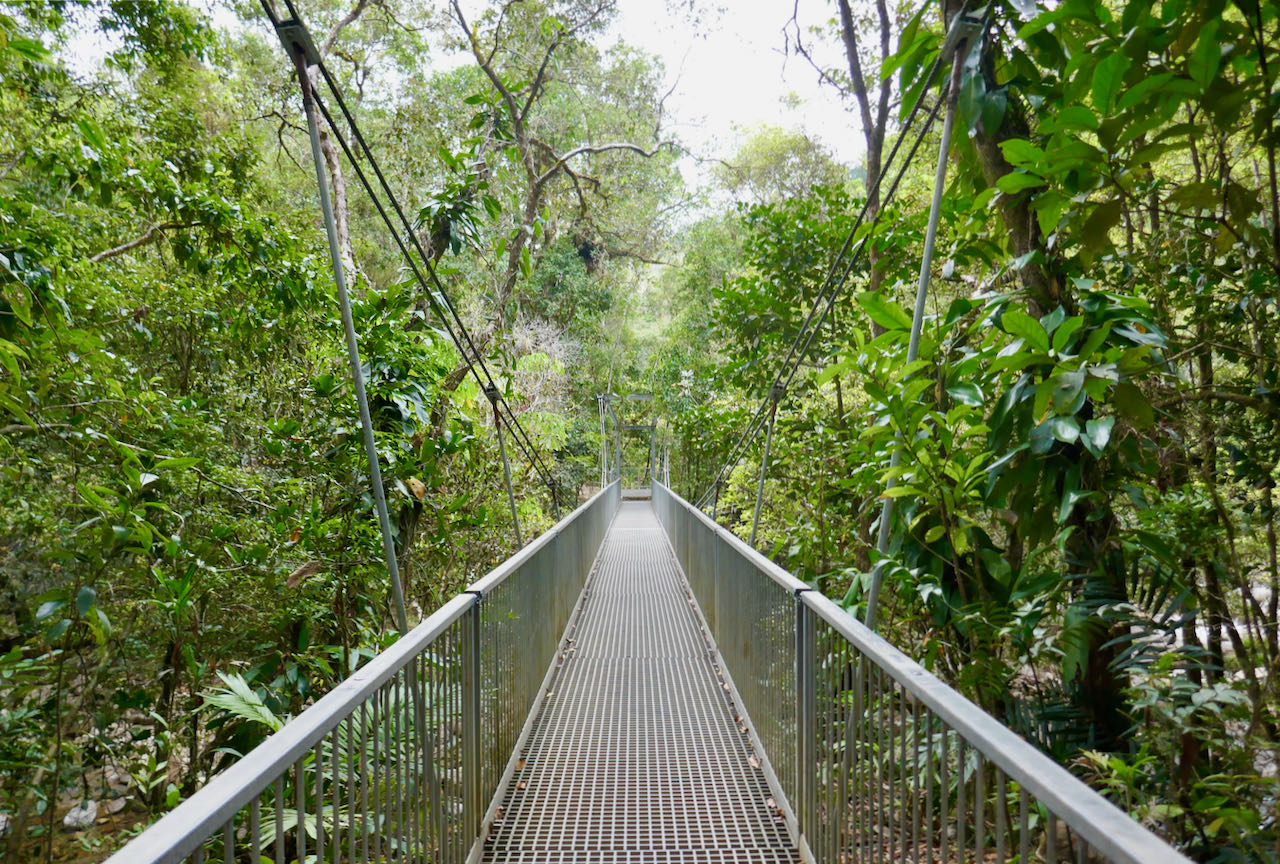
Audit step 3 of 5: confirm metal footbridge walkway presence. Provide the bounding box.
[483,501,794,863]
[113,483,1189,864]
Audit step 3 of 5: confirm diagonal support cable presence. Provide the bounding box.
[261,0,562,524]
[864,13,982,631]
[282,27,409,634]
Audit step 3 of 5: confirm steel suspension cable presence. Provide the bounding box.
[301,62,563,517]
[694,83,947,509]
[692,5,985,512]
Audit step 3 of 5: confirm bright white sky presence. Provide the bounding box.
[608,0,864,182]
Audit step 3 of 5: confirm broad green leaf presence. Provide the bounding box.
[1091,50,1131,114]
[1051,370,1086,414]
[1051,415,1080,443]
[997,172,1046,194]
[76,586,97,616]
[1079,199,1122,254]
[1001,308,1049,352]
[154,456,200,470]
[1189,19,1221,91]
[1167,181,1219,210]
[947,382,984,406]
[78,483,113,510]
[1113,382,1154,428]
[37,599,64,620]
[882,486,922,498]
[1057,488,1091,523]
[856,292,912,331]
[1082,417,1115,457]
[1040,305,1066,334]
[1033,191,1068,236]
[1052,316,1084,352]
[1030,419,1056,454]
[1053,105,1100,131]
[1000,138,1045,167]
[1117,72,1175,112]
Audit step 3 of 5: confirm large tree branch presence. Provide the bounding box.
[835,0,876,155]
[88,222,194,263]
[451,0,534,178]
[535,141,673,188]
[520,30,565,123]
[319,0,372,58]
[311,0,373,273]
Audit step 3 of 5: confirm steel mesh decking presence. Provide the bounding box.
[481,502,799,863]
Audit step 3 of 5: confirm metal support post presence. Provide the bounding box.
[795,592,816,840]
[461,599,482,842]
[648,424,657,488]
[598,396,607,488]
[487,386,523,548]
[293,46,408,634]
[864,21,974,632]
[750,385,783,547]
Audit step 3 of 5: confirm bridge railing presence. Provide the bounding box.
[109,481,619,864]
[652,481,1191,864]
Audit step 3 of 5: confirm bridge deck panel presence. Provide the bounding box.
[481,501,799,863]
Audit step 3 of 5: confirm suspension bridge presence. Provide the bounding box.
[106,3,1192,862]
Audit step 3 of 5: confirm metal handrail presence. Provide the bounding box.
[651,480,1192,864]
[108,595,474,864]
[110,481,620,864]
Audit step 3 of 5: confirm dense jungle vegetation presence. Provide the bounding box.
[0,0,1278,860]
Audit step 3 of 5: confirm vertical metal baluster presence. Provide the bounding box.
[974,755,984,864]
[427,651,443,863]
[1046,810,1058,863]
[373,686,384,860]
[463,601,482,848]
[407,657,418,864]
[924,711,934,862]
[956,739,966,862]
[455,625,465,864]
[374,686,384,864]
[897,682,906,861]
[881,676,890,864]
[859,655,870,864]
[361,702,370,864]
[396,670,405,859]
[940,725,949,864]
[1019,786,1029,864]
[332,728,342,863]
[796,596,816,844]
[296,756,307,864]
[875,666,885,864]
[424,652,435,864]
[345,715,354,864]
[193,844,204,864]
[222,818,233,864]
[827,631,836,863]
[274,776,284,864]
[995,767,1007,862]
[250,800,261,864]
[911,699,921,862]
[838,639,852,862]
[1077,832,1087,864]
[315,741,325,864]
